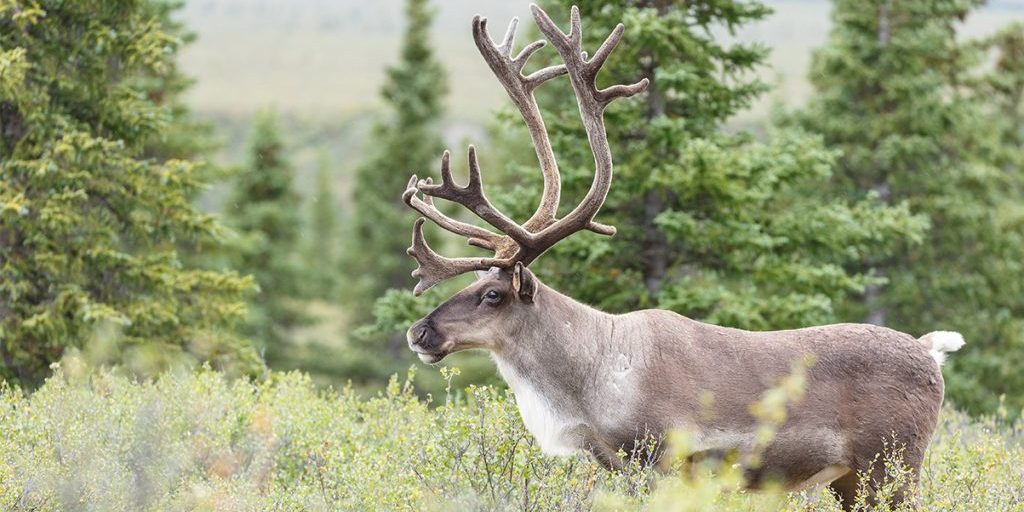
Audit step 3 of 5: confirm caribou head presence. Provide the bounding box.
[407,263,538,364]
[399,5,962,510]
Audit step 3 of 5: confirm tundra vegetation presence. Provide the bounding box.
[0,367,1022,511]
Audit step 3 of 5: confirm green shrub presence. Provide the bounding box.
[0,367,1021,511]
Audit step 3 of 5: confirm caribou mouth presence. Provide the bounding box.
[414,350,447,364]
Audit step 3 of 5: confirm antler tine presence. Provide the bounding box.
[407,218,510,296]
[472,14,566,232]
[588,23,623,74]
[512,3,648,265]
[531,5,574,53]
[438,149,455,186]
[568,5,582,46]
[498,16,518,55]
[403,175,502,251]
[417,146,534,246]
[514,41,545,70]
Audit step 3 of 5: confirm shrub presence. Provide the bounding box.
[0,367,1021,510]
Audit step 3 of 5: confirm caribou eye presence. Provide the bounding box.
[482,289,503,305]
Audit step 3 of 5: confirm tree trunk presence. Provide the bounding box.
[0,298,20,386]
[640,47,669,298]
[863,268,887,326]
[877,0,891,45]
[864,3,893,326]
[642,189,668,297]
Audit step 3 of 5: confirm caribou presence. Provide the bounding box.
[400,5,963,509]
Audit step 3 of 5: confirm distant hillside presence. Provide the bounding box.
[177,0,1024,123]
[178,0,530,121]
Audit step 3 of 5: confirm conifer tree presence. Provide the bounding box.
[341,0,448,378]
[225,111,304,364]
[0,0,261,385]
[485,0,924,330]
[343,0,447,313]
[135,0,217,163]
[975,23,1024,174]
[795,0,1024,413]
[306,153,341,299]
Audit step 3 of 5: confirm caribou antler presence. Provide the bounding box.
[403,4,648,295]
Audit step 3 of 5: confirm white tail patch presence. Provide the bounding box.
[919,331,965,366]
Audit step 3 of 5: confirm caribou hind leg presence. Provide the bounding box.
[827,460,923,510]
[827,470,860,511]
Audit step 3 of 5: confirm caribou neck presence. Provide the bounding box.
[492,280,618,412]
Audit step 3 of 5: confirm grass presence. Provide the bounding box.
[1,365,1022,511]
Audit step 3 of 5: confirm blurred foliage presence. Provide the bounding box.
[341,0,448,311]
[1,366,1021,510]
[341,0,455,387]
[973,22,1024,161]
[223,111,308,367]
[791,0,1024,415]
[304,152,342,300]
[0,0,262,386]
[134,0,218,163]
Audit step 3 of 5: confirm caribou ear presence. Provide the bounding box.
[511,262,537,304]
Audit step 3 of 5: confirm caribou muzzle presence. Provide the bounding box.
[407,318,448,364]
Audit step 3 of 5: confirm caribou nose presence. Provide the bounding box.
[408,319,435,349]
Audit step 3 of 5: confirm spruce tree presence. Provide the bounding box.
[340,0,448,380]
[0,0,261,385]
[485,0,925,330]
[306,153,341,299]
[225,111,304,365]
[975,23,1024,174]
[135,0,217,163]
[795,0,1024,414]
[343,0,446,313]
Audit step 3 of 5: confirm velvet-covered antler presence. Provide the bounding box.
[403,4,648,295]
